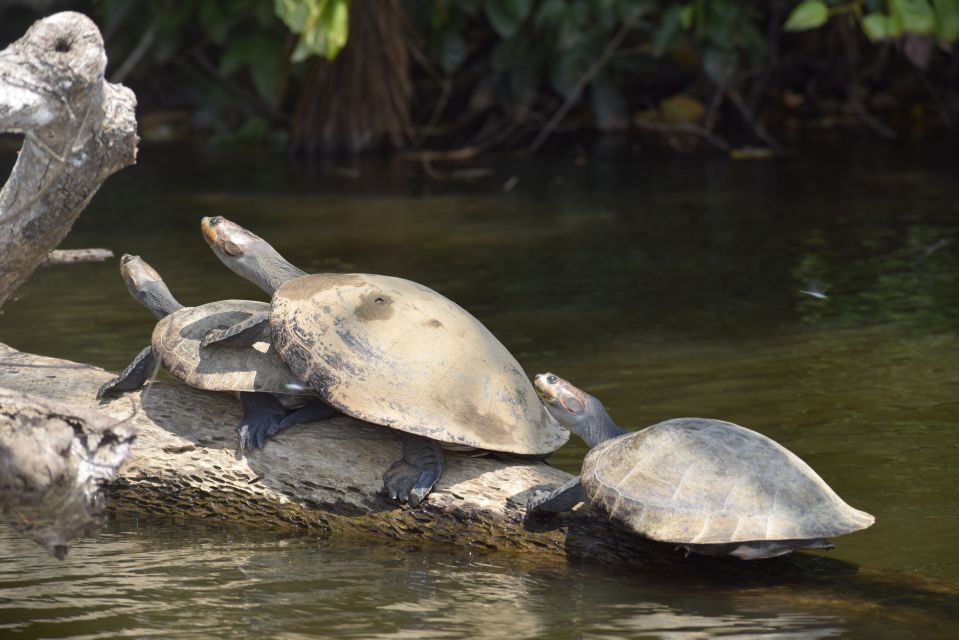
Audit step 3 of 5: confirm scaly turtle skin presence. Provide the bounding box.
[199,216,568,506]
[526,373,875,560]
[97,255,336,452]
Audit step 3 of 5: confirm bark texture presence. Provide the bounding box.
[0,387,134,558]
[3,343,959,627]
[0,12,137,558]
[0,11,138,309]
[0,342,663,566]
[291,0,411,153]
[42,248,114,265]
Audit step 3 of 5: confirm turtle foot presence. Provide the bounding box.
[96,345,155,400]
[383,435,444,507]
[201,311,269,349]
[383,460,439,507]
[236,392,287,455]
[95,377,122,400]
[236,417,279,454]
[523,476,584,517]
[525,490,557,515]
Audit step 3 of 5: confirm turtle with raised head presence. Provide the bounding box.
[526,373,875,559]
[98,255,337,451]
[198,216,568,506]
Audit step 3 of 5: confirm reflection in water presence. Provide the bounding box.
[0,520,850,639]
[1,141,958,637]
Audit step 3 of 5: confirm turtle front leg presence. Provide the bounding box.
[96,346,157,399]
[383,433,444,507]
[526,476,585,515]
[201,311,270,348]
[236,392,288,453]
[276,400,339,430]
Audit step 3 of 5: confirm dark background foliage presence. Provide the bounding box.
[1,0,956,154]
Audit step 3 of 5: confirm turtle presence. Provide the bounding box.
[97,254,338,452]
[198,216,569,506]
[526,373,875,559]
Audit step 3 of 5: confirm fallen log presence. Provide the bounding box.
[0,341,660,565]
[0,388,134,558]
[3,342,959,627]
[41,248,114,265]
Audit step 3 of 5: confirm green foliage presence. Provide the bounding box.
[46,0,951,148]
[889,0,936,35]
[932,0,959,40]
[274,0,351,62]
[784,0,829,31]
[782,0,958,43]
[862,12,895,39]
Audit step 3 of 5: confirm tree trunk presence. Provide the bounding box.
[290,0,411,154]
[0,11,138,309]
[0,12,138,558]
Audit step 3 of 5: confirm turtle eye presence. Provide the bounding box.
[546,374,558,384]
[209,216,223,227]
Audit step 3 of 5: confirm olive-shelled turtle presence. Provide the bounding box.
[199,216,568,505]
[98,255,336,451]
[526,373,875,559]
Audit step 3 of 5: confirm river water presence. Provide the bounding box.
[1,140,957,637]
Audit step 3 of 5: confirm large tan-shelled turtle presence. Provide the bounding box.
[199,216,568,506]
[98,255,336,451]
[526,373,875,560]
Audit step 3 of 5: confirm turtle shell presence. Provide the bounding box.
[269,273,568,454]
[581,418,874,544]
[152,300,309,396]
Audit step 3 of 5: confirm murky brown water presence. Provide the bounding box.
[1,140,958,637]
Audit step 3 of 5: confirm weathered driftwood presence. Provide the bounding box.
[4,343,959,625]
[41,248,114,265]
[0,342,662,564]
[0,11,137,309]
[0,387,134,558]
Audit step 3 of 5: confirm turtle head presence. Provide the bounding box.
[119,254,183,320]
[201,216,305,295]
[533,373,624,448]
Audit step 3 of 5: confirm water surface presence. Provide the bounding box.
[1,140,957,637]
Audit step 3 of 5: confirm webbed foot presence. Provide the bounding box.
[523,476,584,518]
[525,489,558,515]
[237,415,281,453]
[96,346,156,400]
[96,377,124,400]
[384,461,439,507]
[236,392,287,455]
[201,311,269,348]
[383,434,444,507]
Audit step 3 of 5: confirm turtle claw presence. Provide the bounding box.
[96,378,120,400]
[525,490,555,515]
[383,460,438,507]
[200,329,225,349]
[236,415,278,454]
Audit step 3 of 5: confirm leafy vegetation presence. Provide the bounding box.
[784,0,958,64]
[0,0,955,153]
